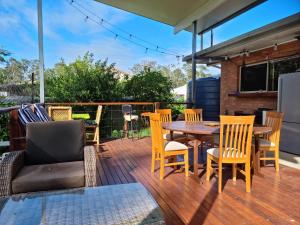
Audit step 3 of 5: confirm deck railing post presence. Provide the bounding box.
[37,0,45,103]
[192,20,197,107]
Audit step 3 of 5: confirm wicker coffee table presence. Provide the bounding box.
[0,183,165,225]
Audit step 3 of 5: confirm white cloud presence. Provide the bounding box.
[45,36,136,70]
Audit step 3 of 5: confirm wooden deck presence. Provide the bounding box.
[94,138,300,225]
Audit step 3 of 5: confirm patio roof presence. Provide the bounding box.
[183,13,300,64]
[95,0,264,34]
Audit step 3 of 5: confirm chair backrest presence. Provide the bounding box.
[184,108,203,122]
[149,113,164,155]
[263,111,284,147]
[48,106,72,121]
[95,105,103,125]
[219,115,255,162]
[25,120,85,165]
[155,109,172,123]
[122,104,132,115]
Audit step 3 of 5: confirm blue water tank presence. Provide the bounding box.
[187,77,220,121]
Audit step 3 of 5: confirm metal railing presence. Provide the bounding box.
[0,101,190,151]
[46,102,190,139]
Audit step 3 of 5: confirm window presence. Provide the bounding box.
[268,56,300,91]
[240,56,300,92]
[240,63,267,92]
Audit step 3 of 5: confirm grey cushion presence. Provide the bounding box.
[25,120,85,165]
[12,161,85,194]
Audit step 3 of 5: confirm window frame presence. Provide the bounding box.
[239,54,300,93]
[239,61,269,93]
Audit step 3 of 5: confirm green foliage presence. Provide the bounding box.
[46,53,120,102]
[0,103,14,141]
[0,48,10,63]
[123,70,173,102]
[130,60,212,88]
[0,58,39,83]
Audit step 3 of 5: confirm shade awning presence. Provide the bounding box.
[95,0,264,34]
[183,13,300,64]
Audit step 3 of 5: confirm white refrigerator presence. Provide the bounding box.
[277,72,300,155]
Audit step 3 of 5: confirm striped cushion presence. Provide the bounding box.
[18,106,42,126]
[33,104,51,122]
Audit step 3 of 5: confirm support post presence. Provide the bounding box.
[191,21,197,107]
[31,72,34,103]
[200,33,203,50]
[210,29,213,47]
[38,0,45,103]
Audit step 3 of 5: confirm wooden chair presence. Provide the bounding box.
[86,105,103,145]
[184,108,214,148]
[184,108,203,122]
[150,113,189,180]
[206,115,255,193]
[155,109,186,141]
[48,106,72,121]
[259,111,284,172]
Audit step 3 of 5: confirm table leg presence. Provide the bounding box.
[253,135,261,175]
[193,139,199,177]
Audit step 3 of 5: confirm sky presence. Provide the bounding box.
[0,0,299,74]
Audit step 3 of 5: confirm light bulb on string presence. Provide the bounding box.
[115,34,118,40]
[84,16,89,22]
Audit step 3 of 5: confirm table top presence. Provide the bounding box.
[0,183,165,225]
[162,121,271,136]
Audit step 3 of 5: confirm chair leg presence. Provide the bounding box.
[245,162,251,193]
[96,127,99,145]
[218,163,223,193]
[184,151,189,177]
[275,149,280,172]
[206,156,212,181]
[232,163,237,182]
[160,158,165,180]
[151,152,155,173]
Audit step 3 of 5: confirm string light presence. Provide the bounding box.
[67,0,184,60]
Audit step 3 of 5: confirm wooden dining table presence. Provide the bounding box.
[162,121,272,177]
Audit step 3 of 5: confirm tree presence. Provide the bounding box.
[131,61,158,74]
[0,48,10,64]
[124,70,173,102]
[0,58,39,84]
[182,63,211,80]
[45,52,120,102]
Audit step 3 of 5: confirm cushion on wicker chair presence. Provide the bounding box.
[33,104,51,122]
[12,161,84,194]
[25,120,85,165]
[164,141,188,151]
[18,106,42,126]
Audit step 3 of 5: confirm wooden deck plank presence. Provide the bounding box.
[95,138,300,225]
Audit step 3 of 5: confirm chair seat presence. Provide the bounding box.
[259,138,276,147]
[12,161,85,194]
[163,132,186,141]
[124,115,139,121]
[164,141,188,151]
[207,147,245,158]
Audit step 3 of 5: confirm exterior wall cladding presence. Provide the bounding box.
[220,40,300,115]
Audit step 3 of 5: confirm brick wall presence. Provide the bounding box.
[220,40,300,115]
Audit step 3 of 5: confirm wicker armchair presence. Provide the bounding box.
[0,120,97,196]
